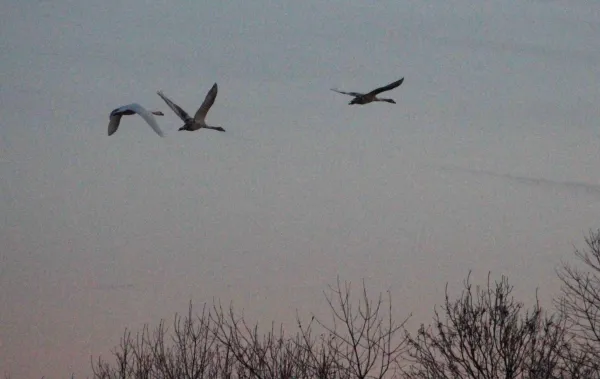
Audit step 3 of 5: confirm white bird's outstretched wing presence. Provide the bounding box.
[157,91,193,123]
[194,83,218,122]
[125,103,164,137]
[331,88,362,97]
[108,114,122,136]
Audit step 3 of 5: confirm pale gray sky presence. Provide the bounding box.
[1,0,600,377]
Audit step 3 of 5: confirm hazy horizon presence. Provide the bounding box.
[1,0,599,377]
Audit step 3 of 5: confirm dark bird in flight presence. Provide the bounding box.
[157,83,225,132]
[331,78,404,105]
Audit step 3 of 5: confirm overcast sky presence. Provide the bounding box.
[1,0,600,377]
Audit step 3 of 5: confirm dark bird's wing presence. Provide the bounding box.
[367,78,404,96]
[331,88,363,97]
[108,114,122,136]
[194,83,218,122]
[157,91,193,123]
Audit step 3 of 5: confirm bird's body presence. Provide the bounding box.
[157,83,225,133]
[331,78,404,105]
[108,103,164,137]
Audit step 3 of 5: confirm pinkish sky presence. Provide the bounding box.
[1,0,600,377]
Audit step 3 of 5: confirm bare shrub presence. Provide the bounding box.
[557,229,600,372]
[405,273,571,379]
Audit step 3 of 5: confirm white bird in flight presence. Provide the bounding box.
[108,103,165,137]
[157,83,225,133]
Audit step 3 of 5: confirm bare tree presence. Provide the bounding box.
[92,329,143,379]
[405,273,569,379]
[92,302,234,379]
[92,279,408,379]
[211,277,410,379]
[81,267,600,379]
[210,302,312,379]
[557,229,600,371]
[301,278,410,379]
[553,347,600,379]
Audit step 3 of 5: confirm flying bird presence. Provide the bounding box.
[157,83,225,132]
[108,103,165,137]
[331,78,404,105]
